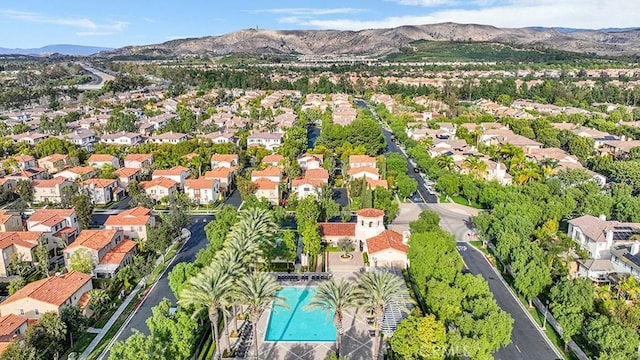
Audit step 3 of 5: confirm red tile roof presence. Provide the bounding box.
[203,167,233,178]
[305,168,329,180]
[210,154,238,163]
[113,167,140,178]
[104,207,152,227]
[347,166,379,176]
[124,153,153,163]
[152,166,190,177]
[0,232,43,250]
[356,208,385,218]
[253,178,279,190]
[83,178,117,188]
[88,154,116,163]
[318,223,356,237]
[252,166,282,178]
[140,177,179,189]
[0,314,27,337]
[366,230,408,254]
[33,177,69,188]
[99,239,137,265]
[0,271,92,307]
[262,154,284,163]
[65,229,117,251]
[349,155,376,165]
[185,178,217,190]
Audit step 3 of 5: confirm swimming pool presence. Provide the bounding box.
[265,287,336,342]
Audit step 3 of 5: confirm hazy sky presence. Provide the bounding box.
[0,0,638,48]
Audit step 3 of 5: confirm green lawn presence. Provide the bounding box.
[450,195,484,209]
[86,298,140,360]
[469,241,490,256]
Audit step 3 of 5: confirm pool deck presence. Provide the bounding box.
[251,271,379,360]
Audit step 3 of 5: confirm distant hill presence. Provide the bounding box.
[0,44,113,56]
[97,22,640,59]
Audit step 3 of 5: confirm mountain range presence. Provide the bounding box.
[0,44,113,56]
[97,22,640,59]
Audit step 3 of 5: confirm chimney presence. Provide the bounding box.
[631,242,640,256]
[599,214,606,221]
[402,230,411,245]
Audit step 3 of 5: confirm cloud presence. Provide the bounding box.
[0,9,128,31]
[384,0,456,6]
[76,31,115,37]
[250,8,367,16]
[144,18,156,23]
[284,0,640,30]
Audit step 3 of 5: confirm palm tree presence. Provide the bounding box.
[516,161,542,185]
[234,272,287,360]
[461,156,488,179]
[304,279,359,357]
[214,249,248,339]
[358,271,413,360]
[235,207,279,240]
[539,158,559,179]
[616,275,640,301]
[180,265,234,359]
[434,155,454,171]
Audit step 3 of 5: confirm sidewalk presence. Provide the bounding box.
[79,280,146,359]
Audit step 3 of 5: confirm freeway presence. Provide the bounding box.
[102,215,214,359]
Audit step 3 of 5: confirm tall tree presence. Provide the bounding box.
[180,265,233,359]
[358,271,412,360]
[60,305,88,348]
[69,248,94,274]
[15,179,33,206]
[549,278,594,351]
[304,279,359,357]
[389,314,447,360]
[71,193,94,230]
[512,243,552,307]
[234,272,286,360]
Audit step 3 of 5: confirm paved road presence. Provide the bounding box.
[107,215,214,356]
[223,189,243,208]
[455,240,560,360]
[355,99,438,203]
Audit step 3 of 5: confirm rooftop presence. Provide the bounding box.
[1,271,91,307]
[66,229,118,251]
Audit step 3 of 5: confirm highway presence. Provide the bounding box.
[76,62,115,91]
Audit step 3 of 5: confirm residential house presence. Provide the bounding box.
[63,229,137,278]
[82,178,121,205]
[202,168,234,194]
[347,166,380,181]
[32,178,74,204]
[184,178,220,204]
[247,132,284,151]
[610,243,640,280]
[87,154,120,169]
[149,132,189,144]
[349,155,377,169]
[62,129,97,151]
[0,232,45,277]
[8,167,48,182]
[139,177,179,202]
[12,155,36,170]
[37,154,69,174]
[0,314,28,349]
[253,178,280,205]
[199,132,237,144]
[261,154,285,168]
[152,166,190,189]
[9,132,49,146]
[54,166,95,181]
[291,178,324,200]
[0,271,93,319]
[104,207,155,241]
[26,209,80,250]
[567,215,640,281]
[210,154,239,169]
[124,154,154,170]
[251,166,282,183]
[112,168,140,189]
[298,154,324,170]
[0,211,22,232]
[100,132,144,146]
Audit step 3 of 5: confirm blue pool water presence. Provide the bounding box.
[265,287,336,341]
